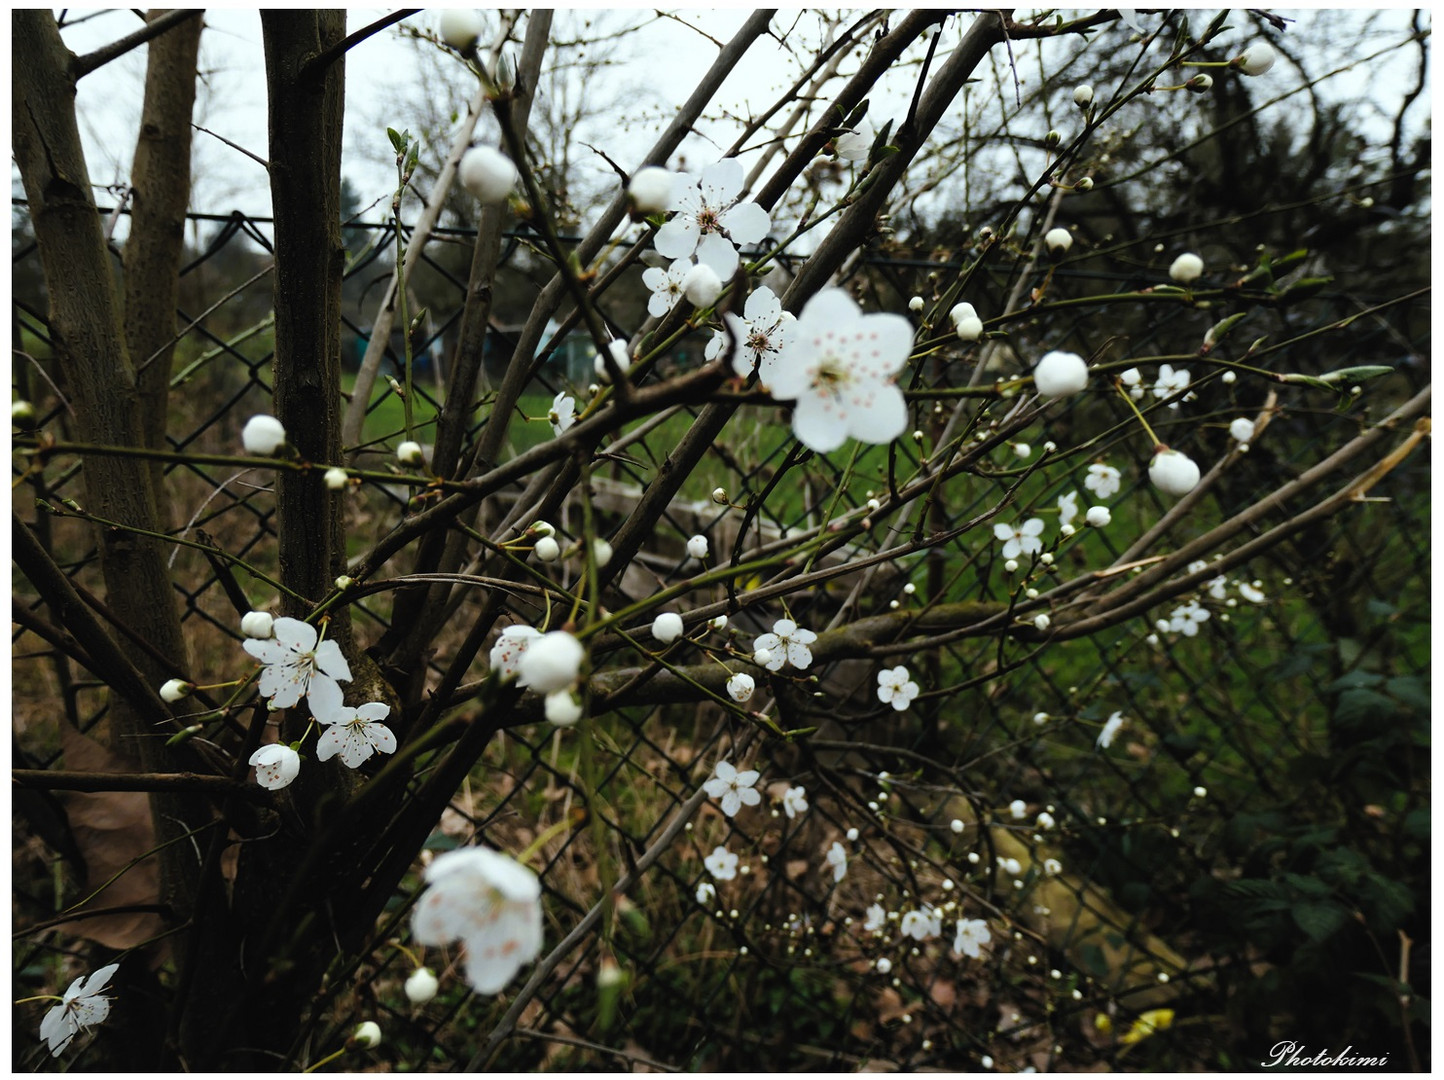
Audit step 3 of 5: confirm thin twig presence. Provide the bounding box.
[72,9,202,78]
[301,8,422,80]
[189,123,270,170]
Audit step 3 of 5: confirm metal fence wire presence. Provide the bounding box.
[12,202,1430,1072]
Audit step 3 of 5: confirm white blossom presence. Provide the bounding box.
[490,625,541,686]
[249,743,301,790]
[833,117,875,160]
[1097,711,1126,749]
[1152,363,1192,407]
[1238,581,1267,604]
[1033,350,1089,398]
[993,518,1045,560]
[1084,462,1122,499]
[751,618,817,672]
[1057,490,1080,529]
[900,906,942,941]
[876,665,920,711]
[706,286,795,383]
[704,760,761,817]
[517,630,585,694]
[458,146,518,205]
[654,158,770,278]
[548,392,576,436]
[704,844,739,881]
[243,616,352,717]
[1169,600,1211,637]
[695,880,716,905]
[241,414,287,455]
[1120,366,1146,401]
[782,785,809,819]
[765,289,912,454]
[39,963,119,1057]
[316,702,398,769]
[411,847,543,995]
[725,672,755,703]
[952,918,992,959]
[1149,448,1202,496]
[642,258,693,318]
[826,840,849,883]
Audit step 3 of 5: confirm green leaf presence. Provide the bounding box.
[1326,671,1385,692]
[1385,675,1430,713]
[387,126,406,155]
[1317,364,1394,385]
[1291,900,1351,941]
[1335,687,1396,727]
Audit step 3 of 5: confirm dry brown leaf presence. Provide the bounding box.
[54,726,167,951]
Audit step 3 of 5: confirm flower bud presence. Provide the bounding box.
[1075,177,1094,192]
[517,630,585,693]
[955,315,984,342]
[712,487,729,505]
[241,611,274,639]
[1186,73,1214,93]
[1034,614,1051,631]
[1149,448,1202,496]
[544,690,584,727]
[159,679,193,703]
[533,535,561,562]
[241,414,287,455]
[11,400,36,426]
[405,967,439,1004]
[334,575,353,590]
[439,9,482,53]
[397,440,425,467]
[651,612,684,644]
[682,263,723,308]
[458,146,518,205]
[1169,252,1205,284]
[627,166,674,215]
[1085,506,1111,527]
[726,672,755,703]
[711,615,728,630]
[1229,417,1255,443]
[686,534,709,560]
[351,1021,382,1049]
[1043,227,1073,258]
[1073,85,1094,107]
[752,647,773,667]
[1234,41,1276,76]
[1032,350,1089,397]
[591,538,613,567]
[323,466,349,490]
[908,296,925,312]
[1045,130,1062,149]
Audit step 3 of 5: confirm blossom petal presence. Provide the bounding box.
[306,673,345,721]
[315,725,346,762]
[744,285,781,323]
[366,722,398,755]
[243,638,298,666]
[719,200,770,246]
[791,392,848,453]
[845,383,907,444]
[695,231,739,278]
[313,640,352,683]
[654,216,699,261]
[271,617,318,653]
[698,157,743,205]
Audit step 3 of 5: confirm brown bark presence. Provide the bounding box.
[125,8,203,522]
[11,8,204,910]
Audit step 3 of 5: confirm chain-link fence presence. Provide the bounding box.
[12,200,1430,1072]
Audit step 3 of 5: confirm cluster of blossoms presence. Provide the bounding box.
[488,624,588,727]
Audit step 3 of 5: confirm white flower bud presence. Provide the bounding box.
[1044,227,1073,257]
[908,296,925,312]
[950,818,965,833]
[1149,448,1202,496]
[1085,505,1111,527]
[1004,559,1018,573]
[530,520,556,538]
[439,9,482,52]
[948,302,977,326]
[405,967,439,1004]
[711,615,728,630]
[159,678,193,703]
[1235,41,1276,76]
[752,647,773,667]
[651,612,684,644]
[726,672,755,703]
[875,957,892,974]
[594,339,631,383]
[1032,350,1089,398]
[1222,370,1237,384]
[627,166,674,215]
[682,263,723,308]
[518,630,585,693]
[1009,799,1027,819]
[241,611,275,639]
[955,315,984,342]
[397,440,425,467]
[544,690,584,727]
[1169,252,1205,284]
[11,400,36,425]
[1194,786,1208,798]
[334,575,353,590]
[458,146,518,205]
[1033,613,1051,630]
[903,583,916,595]
[1075,177,1094,192]
[712,487,729,504]
[1036,812,1056,830]
[1013,443,1031,460]
[686,534,709,560]
[323,466,349,490]
[1229,417,1255,443]
[1073,85,1094,107]
[1187,73,1214,93]
[1033,711,1050,725]
[241,414,287,455]
[533,535,561,562]
[352,1021,382,1049]
[591,538,613,567]
[1060,523,1075,537]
